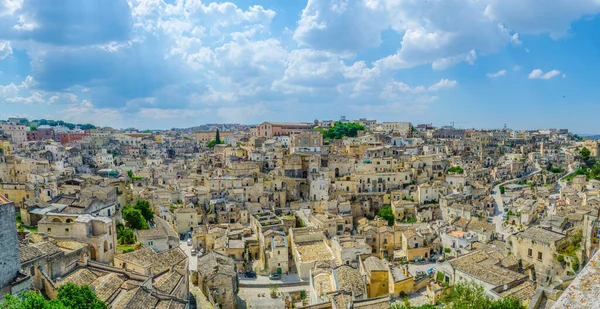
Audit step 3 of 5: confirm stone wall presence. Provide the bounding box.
[0,200,19,289]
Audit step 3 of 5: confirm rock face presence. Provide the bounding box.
[0,195,19,289]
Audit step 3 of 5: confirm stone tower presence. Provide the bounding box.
[0,194,19,290]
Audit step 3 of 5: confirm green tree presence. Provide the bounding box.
[123,206,149,230]
[215,129,222,145]
[580,147,591,161]
[56,283,107,309]
[1,291,67,309]
[318,121,366,139]
[207,140,217,148]
[443,282,524,309]
[116,223,136,244]
[448,166,464,174]
[1,284,107,309]
[378,205,395,226]
[499,185,505,194]
[134,200,154,222]
[127,170,133,180]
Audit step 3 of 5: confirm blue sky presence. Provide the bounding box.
[1,0,600,133]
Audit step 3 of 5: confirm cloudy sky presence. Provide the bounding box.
[1,0,600,132]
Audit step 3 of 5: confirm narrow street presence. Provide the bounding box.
[491,162,542,240]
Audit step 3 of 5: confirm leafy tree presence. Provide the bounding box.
[1,291,67,309]
[56,283,107,309]
[448,166,464,174]
[134,200,154,222]
[580,147,591,161]
[127,170,133,180]
[207,140,217,148]
[123,206,149,230]
[1,284,106,309]
[318,121,365,139]
[443,282,524,309]
[499,185,505,194]
[378,205,395,226]
[215,129,222,145]
[116,223,136,245]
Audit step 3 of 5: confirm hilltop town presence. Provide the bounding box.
[1,117,599,309]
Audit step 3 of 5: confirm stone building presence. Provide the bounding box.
[290,227,336,280]
[510,227,569,284]
[135,216,180,252]
[197,251,238,309]
[0,194,31,302]
[173,207,199,234]
[37,213,116,263]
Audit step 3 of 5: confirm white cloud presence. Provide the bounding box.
[295,0,600,70]
[0,0,22,17]
[487,70,507,78]
[511,33,522,45]
[529,69,561,79]
[428,79,458,91]
[0,0,597,128]
[61,100,124,128]
[0,40,12,59]
[431,50,478,71]
[513,66,521,71]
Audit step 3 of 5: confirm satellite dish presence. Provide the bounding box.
[503,284,508,291]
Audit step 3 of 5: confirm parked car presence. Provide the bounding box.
[191,248,197,256]
[436,256,445,262]
[415,270,425,277]
[245,271,257,278]
[487,217,494,223]
[187,239,192,246]
[269,273,281,280]
[504,207,509,212]
[502,213,507,220]
[427,268,436,276]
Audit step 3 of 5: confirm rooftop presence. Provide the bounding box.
[333,266,364,296]
[514,227,566,245]
[450,250,527,286]
[296,241,334,263]
[197,251,236,278]
[362,257,389,273]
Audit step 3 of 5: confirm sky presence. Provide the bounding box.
[1,0,600,133]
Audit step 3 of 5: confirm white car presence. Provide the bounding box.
[187,239,192,246]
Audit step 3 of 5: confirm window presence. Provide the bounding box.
[538,252,543,261]
[65,228,69,234]
[47,228,51,233]
[148,241,153,246]
[528,248,532,257]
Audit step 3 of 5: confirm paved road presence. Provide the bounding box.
[238,285,308,309]
[179,241,197,271]
[239,273,304,285]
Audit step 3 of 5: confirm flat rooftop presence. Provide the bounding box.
[296,241,334,263]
